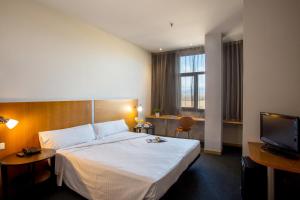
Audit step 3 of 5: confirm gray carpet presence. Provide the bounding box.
[12,146,242,200]
[161,146,242,200]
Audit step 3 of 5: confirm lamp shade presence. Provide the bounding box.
[6,119,19,129]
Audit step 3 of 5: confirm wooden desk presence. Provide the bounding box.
[146,115,205,138]
[146,115,205,122]
[248,142,300,200]
[146,115,242,125]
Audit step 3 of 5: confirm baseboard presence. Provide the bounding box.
[204,149,222,155]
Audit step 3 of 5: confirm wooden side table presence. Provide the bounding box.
[133,125,155,135]
[0,148,56,199]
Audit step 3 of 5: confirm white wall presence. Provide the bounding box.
[0,0,151,114]
[204,33,223,153]
[243,0,300,154]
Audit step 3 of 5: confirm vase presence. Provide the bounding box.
[155,112,160,118]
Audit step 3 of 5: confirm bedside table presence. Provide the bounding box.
[0,148,56,199]
[133,125,155,135]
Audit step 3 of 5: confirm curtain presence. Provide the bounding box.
[151,52,177,115]
[223,40,243,121]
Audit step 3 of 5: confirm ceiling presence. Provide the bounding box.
[36,0,243,52]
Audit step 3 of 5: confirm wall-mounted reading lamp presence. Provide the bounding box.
[135,105,144,125]
[137,105,143,113]
[0,116,19,129]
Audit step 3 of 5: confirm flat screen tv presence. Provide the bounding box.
[260,112,300,155]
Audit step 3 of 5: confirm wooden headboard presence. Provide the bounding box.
[0,101,92,158]
[0,99,138,158]
[94,99,138,128]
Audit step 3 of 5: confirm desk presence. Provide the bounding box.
[146,115,242,125]
[146,115,242,146]
[248,142,300,200]
[146,115,204,138]
[146,115,205,122]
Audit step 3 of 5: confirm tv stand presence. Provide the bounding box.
[261,144,299,160]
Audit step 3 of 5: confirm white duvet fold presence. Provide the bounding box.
[55,132,200,200]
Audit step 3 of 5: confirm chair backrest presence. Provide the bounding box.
[178,116,195,131]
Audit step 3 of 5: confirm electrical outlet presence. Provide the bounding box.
[0,142,5,150]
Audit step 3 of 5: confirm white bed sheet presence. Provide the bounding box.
[55,131,200,200]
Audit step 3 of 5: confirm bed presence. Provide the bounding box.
[39,121,200,200]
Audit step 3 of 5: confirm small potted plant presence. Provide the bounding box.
[153,108,160,118]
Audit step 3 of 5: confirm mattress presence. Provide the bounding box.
[55,131,200,200]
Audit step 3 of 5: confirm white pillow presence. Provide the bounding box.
[39,124,95,150]
[93,119,128,139]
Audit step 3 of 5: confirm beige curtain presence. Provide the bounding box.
[223,40,243,121]
[151,52,177,115]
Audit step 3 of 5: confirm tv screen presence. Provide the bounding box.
[260,112,300,153]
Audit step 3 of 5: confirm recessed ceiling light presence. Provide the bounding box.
[190,43,193,46]
[159,48,163,51]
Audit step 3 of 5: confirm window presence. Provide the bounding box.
[180,54,205,110]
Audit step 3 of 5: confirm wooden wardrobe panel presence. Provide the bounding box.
[94,99,138,128]
[0,101,92,158]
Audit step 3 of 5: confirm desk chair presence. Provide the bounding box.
[175,116,195,139]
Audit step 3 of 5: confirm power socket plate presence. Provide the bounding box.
[0,142,5,150]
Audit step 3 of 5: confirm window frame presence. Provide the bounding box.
[179,54,205,112]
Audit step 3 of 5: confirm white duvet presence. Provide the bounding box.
[55,131,200,200]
